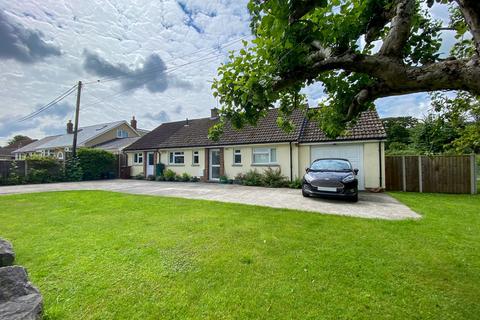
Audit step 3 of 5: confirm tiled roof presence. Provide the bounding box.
[299,110,387,142]
[13,121,129,153]
[94,137,141,151]
[124,108,386,151]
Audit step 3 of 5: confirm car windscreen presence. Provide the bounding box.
[310,159,352,171]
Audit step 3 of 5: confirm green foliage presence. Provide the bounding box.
[1,191,480,319]
[26,155,64,182]
[7,135,31,147]
[211,0,463,139]
[6,161,24,185]
[288,177,303,189]
[382,116,419,149]
[219,175,229,184]
[190,176,200,182]
[155,175,166,182]
[261,167,288,188]
[163,169,177,181]
[180,172,192,182]
[134,173,145,180]
[242,169,264,186]
[146,175,156,181]
[235,168,292,188]
[64,156,83,182]
[77,148,116,180]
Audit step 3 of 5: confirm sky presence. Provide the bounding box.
[0,0,456,146]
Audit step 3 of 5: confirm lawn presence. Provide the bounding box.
[1,191,479,319]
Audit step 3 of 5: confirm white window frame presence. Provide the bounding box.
[169,151,185,165]
[233,149,242,165]
[117,129,129,138]
[252,147,277,165]
[57,152,64,160]
[134,152,143,164]
[192,151,199,165]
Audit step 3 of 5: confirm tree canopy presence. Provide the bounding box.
[211,0,480,139]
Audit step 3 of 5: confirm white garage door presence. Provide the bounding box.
[310,144,365,190]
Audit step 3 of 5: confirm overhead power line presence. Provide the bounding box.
[17,84,77,122]
[81,53,223,110]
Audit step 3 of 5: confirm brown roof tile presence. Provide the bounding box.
[124,108,385,151]
[299,110,387,142]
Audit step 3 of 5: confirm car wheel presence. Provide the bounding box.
[302,184,310,197]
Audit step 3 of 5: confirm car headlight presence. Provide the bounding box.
[304,173,313,184]
[342,174,355,183]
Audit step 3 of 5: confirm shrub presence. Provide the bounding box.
[134,173,145,180]
[77,148,116,180]
[146,175,155,181]
[6,161,24,185]
[155,175,165,181]
[190,176,200,182]
[180,172,192,182]
[261,167,288,188]
[219,175,228,184]
[163,169,177,181]
[27,155,64,182]
[64,156,83,182]
[234,173,246,184]
[26,169,51,184]
[243,170,263,186]
[288,177,303,189]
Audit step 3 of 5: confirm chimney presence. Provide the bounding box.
[67,120,73,134]
[210,108,219,119]
[130,116,137,130]
[184,118,189,126]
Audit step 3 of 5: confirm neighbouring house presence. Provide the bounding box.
[0,137,36,160]
[13,117,146,160]
[124,108,387,190]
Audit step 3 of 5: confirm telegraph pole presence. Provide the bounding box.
[72,81,82,157]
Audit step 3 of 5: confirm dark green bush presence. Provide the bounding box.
[64,156,83,182]
[219,175,228,184]
[288,177,302,189]
[77,148,116,180]
[190,176,200,182]
[243,170,263,186]
[146,175,155,181]
[163,169,177,181]
[180,172,191,182]
[26,169,51,184]
[155,175,166,181]
[27,155,64,182]
[261,168,288,188]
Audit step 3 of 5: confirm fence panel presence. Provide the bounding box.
[386,155,476,194]
[385,156,402,191]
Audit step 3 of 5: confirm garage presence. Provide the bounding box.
[310,144,365,190]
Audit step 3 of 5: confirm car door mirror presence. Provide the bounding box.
[354,168,359,175]
[305,168,310,173]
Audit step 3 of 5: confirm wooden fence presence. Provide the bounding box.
[0,160,26,180]
[385,155,477,194]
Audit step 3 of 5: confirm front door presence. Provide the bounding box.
[146,152,155,176]
[209,149,220,181]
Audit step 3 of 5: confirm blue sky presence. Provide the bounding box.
[0,0,455,145]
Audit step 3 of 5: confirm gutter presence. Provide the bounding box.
[289,142,293,181]
[378,141,383,188]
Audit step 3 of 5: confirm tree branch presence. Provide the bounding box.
[455,0,480,55]
[379,0,416,57]
[288,0,326,24]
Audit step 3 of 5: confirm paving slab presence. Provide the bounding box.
[0,180,420,220]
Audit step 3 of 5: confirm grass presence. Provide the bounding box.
[0,191,479,319]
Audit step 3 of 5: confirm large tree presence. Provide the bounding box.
[211,0,480,139]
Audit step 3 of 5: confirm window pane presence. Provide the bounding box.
[211,150,220,165]
[253,147,268,154]
[169,153,173,163]
[234,154,241,164]
[270,149,276,162]
[211,166,220,179]
[175,156,184,164]
[253,153,269,164]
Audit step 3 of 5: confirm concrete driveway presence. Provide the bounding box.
[0,180,419,220]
